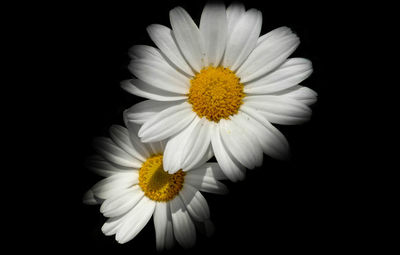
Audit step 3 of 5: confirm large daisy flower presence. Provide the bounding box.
[83,123,228,250]
[123,2,317,181]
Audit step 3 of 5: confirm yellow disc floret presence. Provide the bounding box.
[138,154,185,202]
[188,66,245,122]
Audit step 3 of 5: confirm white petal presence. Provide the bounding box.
[125,122,152,161]
[86,156,131,177]
[243,95,312,125]
[109,125,144,162]
[129,45,163,60]
[116,196,156,244]
[121,79,186,101]
[185,173,228,195]
[82,189,101,205]
[256,26,292,45]
[219,118,263,169]
[93,137,142,168]
[154,202,168,251]
[147,24,195,76]
[170,7,205,72]
[170,196,196,249]
[244,58,313,94]
[100,186,144,218]
[226,2,245,37]
[138,101,196,143]
[210,123,246,182]
[200,2,227,67]
[163,117,212,173]
[189,162,228,180]
[91,172,138,200]
[239,106,290,160]
[165,204,175,249]
[129,59,189,94]
[102,214,126,236]
[147,141,165,155]
[124,100,184,125]
[179,185,210,221]
[222,9,262,71]
[237,27,300,83]
[273,85,318,105]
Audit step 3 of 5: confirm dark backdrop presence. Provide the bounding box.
[28,0,375,253]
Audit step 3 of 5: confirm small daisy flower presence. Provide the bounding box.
[83,123,228,250]
[123,2,317,181]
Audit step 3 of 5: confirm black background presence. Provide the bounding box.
[22,0,382,253]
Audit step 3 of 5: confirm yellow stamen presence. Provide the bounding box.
[188,66,245,122]
[138,154,185,202]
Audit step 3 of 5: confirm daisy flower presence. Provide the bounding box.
[83,123,228,250]
[123,2,317,181]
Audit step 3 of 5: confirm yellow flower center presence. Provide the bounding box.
[188,66,245,122]
[138,154,185,202]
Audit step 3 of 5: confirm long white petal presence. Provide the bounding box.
[272,85,318,105]
[121,79,186,101]
[170,7,205,72]
[226,2,245,37]
[109,125,145,162]
[129,45,164,60]
[154,202,168,251]
[138,102,196,143]
[91,172,138,200]
[243,95,312,125]
[200,2,227,67]
[102,214,127,236]
[219,118,263,169]
[170,196,196,249]
[185,174,228,195]
[189,162,228,180]
[129,58,189,94]
[147,24,195,76]
[100,186,144,218]
[240,105,290,159]
[244,58,313,94]
[210,123,246,182]
[116,196,156,244]
[124,100,184,125]
[86,156,132,177]
[93,137,142,168]
[179,185,210,221]
[165,204,175,249]
[222,9,262,71]
[237,27,300,83]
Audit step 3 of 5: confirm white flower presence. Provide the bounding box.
[123,2,317,182]
[83,124,228,250]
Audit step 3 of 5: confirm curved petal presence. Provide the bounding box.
[138,102,196,143]
[226,2,245,37]
[210,123,246,182]
[170,196,196,249]
[129,45,163,60]
[100,186,144,218]
[93,137,142,168]
[185,173,228,195]
[170,7,205,72]
[272,85,318,105]
[82,189,101,205]
[115,196,156,244]
[102,214,127,236]
[218,118,263,169]
[237,27,300,83]
[121,79,186,101]
[179,185,210,221]
[147,24,195,76]
[200,2,227,67]
[243,95,312,125]
[91,172,138,200]
[222,8,262,71]
[124,100,185,125]
[244,58,313,94]
[109,125,145,162]
[154,202,168,251]
[129,58,189,94]
[85,156,133,177]
[163,117,212,173]
[189,162,228,180]
[238,107,290,160]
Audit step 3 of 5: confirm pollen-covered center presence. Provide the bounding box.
[138,154,185,202]
[188,66,245,122]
